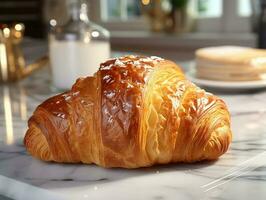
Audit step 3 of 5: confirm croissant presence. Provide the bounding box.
[24,55,232,168]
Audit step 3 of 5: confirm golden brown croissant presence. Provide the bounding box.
[24,55,232,168]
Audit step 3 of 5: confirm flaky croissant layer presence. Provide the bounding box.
[24,55,232,168]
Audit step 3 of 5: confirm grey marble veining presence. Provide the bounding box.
[0,64,266,200]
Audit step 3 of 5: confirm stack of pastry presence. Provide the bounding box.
[195,46,266,81]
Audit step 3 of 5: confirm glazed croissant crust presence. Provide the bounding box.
[24,55,232,168]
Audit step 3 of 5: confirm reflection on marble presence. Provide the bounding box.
[2,87,14,145]
[0,67,266,200]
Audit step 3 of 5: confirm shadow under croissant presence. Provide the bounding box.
[20,149,220,190]
[1,139,223,190]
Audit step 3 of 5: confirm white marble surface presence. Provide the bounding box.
[1,63,266,200]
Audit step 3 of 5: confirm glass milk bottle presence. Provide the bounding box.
[49,0,110,90]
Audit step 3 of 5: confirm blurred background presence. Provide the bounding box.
[0,0,262,60]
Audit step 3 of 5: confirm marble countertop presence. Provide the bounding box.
[1,62,266,200]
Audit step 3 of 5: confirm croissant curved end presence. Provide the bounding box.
[24,122,52,161]
[203,122,232,160]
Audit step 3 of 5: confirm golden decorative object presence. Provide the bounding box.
[0,23,48,82]
[141,0,195,33]
[142,0,172,32]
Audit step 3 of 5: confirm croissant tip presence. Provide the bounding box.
[24,124,52,162]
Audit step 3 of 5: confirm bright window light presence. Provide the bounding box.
[238,0,252,17]
[197,0,222,18]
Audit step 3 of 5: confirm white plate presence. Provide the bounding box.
[186,70,266,91]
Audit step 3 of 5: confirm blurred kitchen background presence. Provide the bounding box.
[0,0,262,61]
[1,0,266,88]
